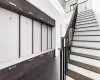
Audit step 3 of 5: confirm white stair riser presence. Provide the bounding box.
[70,54,100,68]
[73,36,100,41]
[76,20,97,25]
[74,31,100,35]
[76,17,96,23]
[75,27,99,31]
[76,23,97,28]
[68,64,100,80]
[71,47,100,57]
[72,41,100,49]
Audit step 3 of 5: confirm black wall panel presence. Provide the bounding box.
[0,50,55,80]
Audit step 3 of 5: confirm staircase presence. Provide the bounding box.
[66,9,100,80]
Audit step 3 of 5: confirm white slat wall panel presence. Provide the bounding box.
[33,21,41,53]
[0,7,19,63]
[20,16,32,57]
[48,26,52,49]
[42,24,47,51]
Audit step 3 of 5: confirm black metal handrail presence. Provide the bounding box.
[60,4,78,80]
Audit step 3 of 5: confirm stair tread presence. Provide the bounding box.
[77,14,94,19]
[75,25,98,29]
[76,22,97,26]
[74,35,100,36]
[69,60,100,74]
[72,40,100,42]
[77,16,95,21]
[66,70,92,80]
[75,29,100,32]
[71,52,100,61]
[77,15,95,20]
[72,45,100,50]
[79,9,92,12]
[78,10,93,16]
[76,19,96,23]
[78,13,94,17]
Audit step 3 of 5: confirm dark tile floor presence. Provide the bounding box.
[33,55,60,80]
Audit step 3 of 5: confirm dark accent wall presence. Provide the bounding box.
[0,50,55,80]
[0,0,55,27]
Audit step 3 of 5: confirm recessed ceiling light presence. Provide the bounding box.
[9,2,16,6]
[29,12,33,15]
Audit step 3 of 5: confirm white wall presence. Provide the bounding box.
[61,11,73,37]
[65,0,92,13]
[0,8,19,63]
[78,0,92,12]
[92,0,100,28]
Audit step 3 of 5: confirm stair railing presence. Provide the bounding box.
[59,4,78,80]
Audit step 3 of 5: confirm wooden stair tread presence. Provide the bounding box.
[72,45,100,50]
[76,22,97,26]
[75,25,98,29]
[71,52,100,61]
[72,40,100,42]
[69,60,100,74]
[66,70,92,80]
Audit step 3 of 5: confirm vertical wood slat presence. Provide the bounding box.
[41,23,42,51]
[19,15,21,58]
[47,26,48,50]
[32,20,34,54]
[51,27,52,49]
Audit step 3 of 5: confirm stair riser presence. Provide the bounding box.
[71,47,100,57]
[76,20,97,25]
[75,27,99,31]
[74,31,100,35]
[76,23,97,28]
[68,64,100,80]
[76,17,96,23]
[72,41,100,49]
[70,54,100,69]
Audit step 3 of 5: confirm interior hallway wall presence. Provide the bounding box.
[92,0,100,28]
[27,0,73,56]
